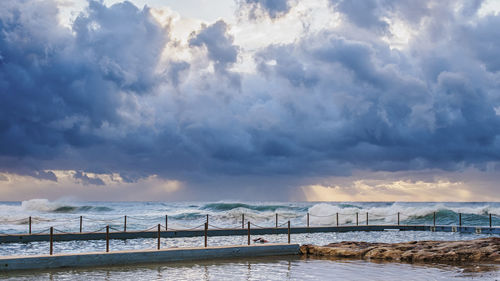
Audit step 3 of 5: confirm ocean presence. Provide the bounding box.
[0,200,499,280]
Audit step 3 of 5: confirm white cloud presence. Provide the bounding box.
[478,0,500,17]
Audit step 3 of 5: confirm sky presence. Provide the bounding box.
[1,0,500,201]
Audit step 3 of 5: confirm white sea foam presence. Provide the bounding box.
[21,199,63,212]
[0,204,25,223]
[307,202,500,225]
[308,203,361,225]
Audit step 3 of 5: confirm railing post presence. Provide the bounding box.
[356,212,358,226]
[157,224,161,250]
[459,213,462,227]
[242,214,245,229]
[80,216,83,233]
[287,221,291,244]
[124,216,127,232]
[165,215,168,231]
[397,212,400,226]
[49,227,53,255]
[247,221,250,245]
[366,212,369,226]
[275,213,278,228]
[336,213,339,226]
[204,222,208,247]
[490,213,492,228]
[29,216,32,234]
[106,225,109,253]
[206,214,209,226]
[433,212,436,226]
[307,213,310,228]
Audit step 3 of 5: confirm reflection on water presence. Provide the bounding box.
[1,256,498,281]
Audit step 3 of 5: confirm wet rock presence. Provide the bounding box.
[299,237,500,263]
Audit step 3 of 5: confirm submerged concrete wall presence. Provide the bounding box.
[0,243,300,271]
[1,225,498,244]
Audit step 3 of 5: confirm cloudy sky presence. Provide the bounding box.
[1,0,500,201]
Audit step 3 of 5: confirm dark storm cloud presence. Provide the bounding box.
[238,0,293,19]
[0,0,167,178]
[0,0,499,191]
[189,20,238,70]
[72,0,167,93]
[189,20,240,87]
[460,14,500,73]
[73,171,105,186]
[250,3,500,172]
[328,0,434,32]
[30,170,58,182]
[166,61,190,88]
[331,0,389,32]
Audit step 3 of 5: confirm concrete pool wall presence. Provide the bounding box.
[0,243,300,272]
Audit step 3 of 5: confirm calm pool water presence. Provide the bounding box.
[1,256,498,281]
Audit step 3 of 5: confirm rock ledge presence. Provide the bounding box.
[300,237,500,263]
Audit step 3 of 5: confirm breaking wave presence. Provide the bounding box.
[21,199,112,213]
[307,202,500,225]
[201,202,302,212]
[171,213,205,220]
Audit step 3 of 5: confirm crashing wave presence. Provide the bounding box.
[201,202,302,212]
[307,202,500,225]
[21,199,112,213]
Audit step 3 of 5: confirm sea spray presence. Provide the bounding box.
[308,203,361,225]
[21,199,61,212]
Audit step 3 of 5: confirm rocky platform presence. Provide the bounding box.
[300,237,500,263]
